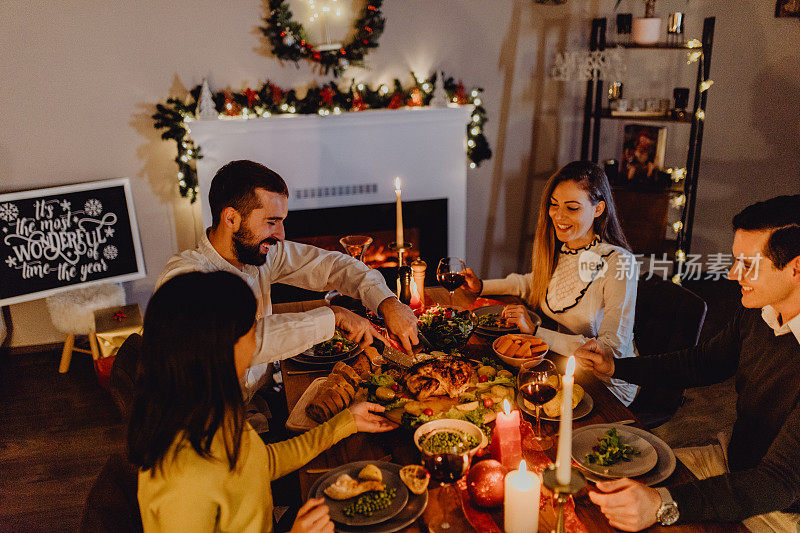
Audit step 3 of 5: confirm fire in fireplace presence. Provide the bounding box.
[272,199,447,304]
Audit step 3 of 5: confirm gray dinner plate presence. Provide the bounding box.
[308,461,428,533]
[311,461,409,527]
[571,424,677,486]
[472,305,520,335]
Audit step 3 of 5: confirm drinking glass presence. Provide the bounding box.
[518,359,559,451]
[436,257,466,306]
[339,235,373,263]
[421,430,471,531]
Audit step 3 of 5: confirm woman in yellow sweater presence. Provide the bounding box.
[129,271,397,532]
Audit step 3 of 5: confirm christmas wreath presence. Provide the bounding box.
[153,74,492,202]
[261,0,385,76]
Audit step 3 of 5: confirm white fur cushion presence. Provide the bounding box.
[46,284,126,335]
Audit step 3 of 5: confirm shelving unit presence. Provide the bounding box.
[580,17,715,277]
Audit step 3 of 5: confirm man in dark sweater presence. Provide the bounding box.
[576,195,800,531]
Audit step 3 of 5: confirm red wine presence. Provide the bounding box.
[520,382,557,406]
[438,272,465,292]
[424,452,469,483]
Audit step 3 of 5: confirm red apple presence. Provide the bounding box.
[466,459,506,508]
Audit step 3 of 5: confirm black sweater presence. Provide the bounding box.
[615,307,800,523]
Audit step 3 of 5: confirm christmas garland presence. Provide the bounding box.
[261,0,385,77]
[153,74,492,202]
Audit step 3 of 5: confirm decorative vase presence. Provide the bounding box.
[632,17,662,45]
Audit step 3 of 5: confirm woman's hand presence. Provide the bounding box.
[290,498,334,533]
[460,268,483,295]
[349,402,399,433]
[501,304,538,334]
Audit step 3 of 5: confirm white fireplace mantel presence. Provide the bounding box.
[187,106,473,259]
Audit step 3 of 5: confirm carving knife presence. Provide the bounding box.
[371,337,415,368]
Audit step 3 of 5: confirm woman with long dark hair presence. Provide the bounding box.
[463,161,639,405]
[130,271,395,532]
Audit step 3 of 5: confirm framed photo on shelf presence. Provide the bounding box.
[776,0,800,17]
[620,124,667,187]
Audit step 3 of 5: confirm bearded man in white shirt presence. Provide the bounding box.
[157,160,419,407]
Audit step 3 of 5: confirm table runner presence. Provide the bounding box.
[454,417,589,533]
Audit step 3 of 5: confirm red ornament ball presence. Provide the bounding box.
[466,459,506,508]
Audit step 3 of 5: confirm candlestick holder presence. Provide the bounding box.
[389,242,412,266]
[542,465,587,533]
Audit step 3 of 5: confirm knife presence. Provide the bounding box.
[415,331,435,353]
[371,337,416,368]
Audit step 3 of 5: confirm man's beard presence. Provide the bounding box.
[232,225,278,266]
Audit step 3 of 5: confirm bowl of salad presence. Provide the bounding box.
[310,334,359,361]
[417,305,477,352]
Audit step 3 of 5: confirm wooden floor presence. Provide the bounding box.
[0,280,741,532]
[0,348,125,532]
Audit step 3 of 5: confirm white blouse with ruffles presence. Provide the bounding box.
[482,238,639,406]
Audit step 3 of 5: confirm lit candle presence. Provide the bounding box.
[394,177,404,248]
[493,399,522,471]
[410,257,426,309]
[556,356,576,486]
[504,460,540,533]
[409,279,422,310]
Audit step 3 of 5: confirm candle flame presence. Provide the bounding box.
[394,177,401,191]
[518,459,527,473]
[503,398,511,415]
[566,356,576,377]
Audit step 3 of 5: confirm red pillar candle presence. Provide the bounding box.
[493,399,522,471]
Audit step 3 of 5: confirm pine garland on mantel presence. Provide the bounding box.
[153,75,492,202]
[261,0,385,77]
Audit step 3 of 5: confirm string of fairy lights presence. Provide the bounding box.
[152,75,492,203]
[667,38,713,284]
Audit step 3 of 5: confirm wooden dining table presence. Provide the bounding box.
[281,287,747,532]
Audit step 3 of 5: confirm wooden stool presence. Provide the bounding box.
[45,284,126,373]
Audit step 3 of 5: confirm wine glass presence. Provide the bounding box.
[436,257,466,306]
[339,235,373,263]
[420,430,471,531]
[518,359,559,451]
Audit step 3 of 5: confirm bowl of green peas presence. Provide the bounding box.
[414,419,488,463]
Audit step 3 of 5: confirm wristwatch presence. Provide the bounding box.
[655,487,679,526]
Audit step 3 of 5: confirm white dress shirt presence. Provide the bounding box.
[482,239,639,406]
[157,231,395,399]
[761,306,800,346]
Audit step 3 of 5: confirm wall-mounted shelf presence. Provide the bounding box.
[580,16,716,277]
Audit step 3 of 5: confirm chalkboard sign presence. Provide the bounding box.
[0,178,145,306]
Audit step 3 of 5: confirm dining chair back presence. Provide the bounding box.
[80,453,142,533]
[629,277,707,428]
[109,333,141,420]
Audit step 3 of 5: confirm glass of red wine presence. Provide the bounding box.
[436,257,467,306]
[422,440,471,484]
[420,430,471,530]
[518,359,559,450]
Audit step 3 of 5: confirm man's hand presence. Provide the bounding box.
[330,305,374,351]
[460,268,482,295]
[589,478,662,531]
[501,304,538,334]
[349,402,399,432]
[378,297,419,354]
[289,497,333,533]
[575,339,615,379]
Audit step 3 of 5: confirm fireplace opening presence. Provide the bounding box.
[272,199,448,304]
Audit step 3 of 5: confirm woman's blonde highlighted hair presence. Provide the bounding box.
[528,161,630,308]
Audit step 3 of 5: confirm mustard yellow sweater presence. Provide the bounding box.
[138,410,357,533]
